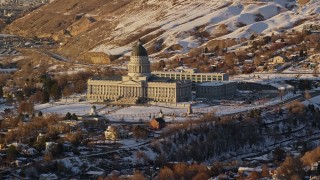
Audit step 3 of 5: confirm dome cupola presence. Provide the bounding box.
[127,40,151,77]
[131,39,148,57]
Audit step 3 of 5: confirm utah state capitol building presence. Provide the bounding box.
[87,41,192,104]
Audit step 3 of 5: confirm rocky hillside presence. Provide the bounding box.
[3,0,320,60]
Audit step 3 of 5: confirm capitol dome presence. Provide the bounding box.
[127,39,151,77]
[131,40,148,57]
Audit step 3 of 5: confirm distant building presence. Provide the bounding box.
[80,105,106,127]
[196,81,237,100]
[45,142,58,152]
[303,24,320,33]
[39,173,58,180]
[83,52,111,64]
[158,109,164,118]
[87,40,233,104]
[59,120,83,132]
[87,41,192,104]
[271,55,287,65]
[238,167,262,177]
[84,166,106,179]
[0,143,4,150]
[37,133,46,143]
[244,59,254,65]
[104,126,129,141]
[152,67,229,84]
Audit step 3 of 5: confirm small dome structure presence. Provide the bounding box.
[90,105,97,116]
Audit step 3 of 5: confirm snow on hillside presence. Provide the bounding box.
[93,0,320,54]
[5,0,319,59]
[220,11,300,39]
[92,0,319,57]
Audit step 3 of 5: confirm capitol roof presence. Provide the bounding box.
[131,40,148,57]
[91,76,122,81]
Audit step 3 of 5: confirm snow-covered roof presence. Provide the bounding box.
[238,167,262,172]
[39,173,58,180]
[198,81,234,87]
[87,171,105,175]
[24,148,38,155]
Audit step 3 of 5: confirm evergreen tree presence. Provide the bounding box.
[250,34,256,40]
[249,110,255,118]
[64,112,72,120]
[50,83,61,100]
[71,113,78,120]
[204,47,209,53]
[159,60,166,69]
[7,145,19,161]
[0,86,3,98]
[299,49,304,57]
[38,111,43,117]
[41,90,50,103]
[15,91,24,102]
[42,75,55,90]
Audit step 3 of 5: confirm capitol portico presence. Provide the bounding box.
[87,41,192,104]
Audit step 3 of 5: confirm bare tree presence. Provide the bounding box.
[275,156,304,179]
[158,166,174,180]
[131,171,146,180]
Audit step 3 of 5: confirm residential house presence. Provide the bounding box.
[244,59,254,65]
[37,133,46,143]
[0,143,4,150]
[271,55,287,65]
[150,117,166,130]
[39,173,58,180]
[304,24,320,33]
[80,105,106,128]
[238,167,262,178]
[83,166,106,179]
[59,120,83,132]
[104,126,129,141]
[45,142,58,152]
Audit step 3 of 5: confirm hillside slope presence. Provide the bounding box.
[3,0,320,60]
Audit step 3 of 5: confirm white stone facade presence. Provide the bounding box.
[87,42,192,104]
[152,70,229,83]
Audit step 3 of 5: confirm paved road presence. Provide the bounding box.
[40,50,108,68]
[42,50,69,62]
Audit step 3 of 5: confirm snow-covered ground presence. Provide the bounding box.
[34,102,105,116]
[0,104,12,112]
[302,95,320,109]
[33,89,300,122]
[104,91,297,121]
[105,105,188,122]
[283,67,315,74]
[231,73,320,83]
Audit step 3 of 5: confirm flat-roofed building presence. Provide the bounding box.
[196,81,237,100]
[152,68,228,84]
